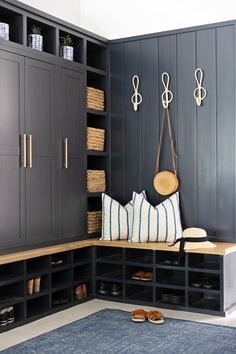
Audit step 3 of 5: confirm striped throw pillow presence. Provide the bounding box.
[100,191,146,241]
[130,192,182,243]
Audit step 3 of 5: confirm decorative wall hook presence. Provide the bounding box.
[193,68,207,106]
[131,75,142,111]
[161,72,173,109]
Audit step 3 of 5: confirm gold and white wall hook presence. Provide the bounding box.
[131,75,142,111]
[193,68,207,106]
[161,72,173,109]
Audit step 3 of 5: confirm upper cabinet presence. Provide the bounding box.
[0,51,25,249]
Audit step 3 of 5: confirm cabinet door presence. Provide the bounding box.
[58,66,86,239]
[25,58,56,245]
[0,51,25,249]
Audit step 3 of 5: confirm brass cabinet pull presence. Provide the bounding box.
[29,134,33,168]
[64,137,68,169]
[23,133,27,168]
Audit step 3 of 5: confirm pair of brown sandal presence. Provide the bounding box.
[131,308,164,324]
[131,271,153,282]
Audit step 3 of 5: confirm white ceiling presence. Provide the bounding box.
[19,0,236,39]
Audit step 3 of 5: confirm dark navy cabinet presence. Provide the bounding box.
[57,65,86,240]
[0,51,25,249]
[25,58,56,245]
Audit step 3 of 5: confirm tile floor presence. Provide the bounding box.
[1,299,236,351]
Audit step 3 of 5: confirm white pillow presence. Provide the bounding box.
[130,192,182,243]
[100,191,146,241]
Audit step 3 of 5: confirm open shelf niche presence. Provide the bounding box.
[86,40,109,238]
[59,29,84,63]
[27,17,56,54]
[0,6,23,44]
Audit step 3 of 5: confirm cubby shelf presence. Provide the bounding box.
[87,192,104,198]
[87,109,108,116]
[87,66,107,77]
[94,247,230,316]
[87,151,108,157]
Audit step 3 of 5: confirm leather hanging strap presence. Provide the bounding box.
[155,107,177,175]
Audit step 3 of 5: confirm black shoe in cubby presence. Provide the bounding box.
[0,308,8,326]
[7,306,15,324]
[97,281,109,296]
[110,283,122,297]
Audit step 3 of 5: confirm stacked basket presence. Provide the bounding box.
[87,211,102,235]
[87,87,105,111]
[87,170,106,193]
[87,127,105,151]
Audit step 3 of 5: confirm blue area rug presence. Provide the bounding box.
[1,309,236,354]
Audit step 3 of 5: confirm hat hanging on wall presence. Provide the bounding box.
[131,75,142,111]
[193,68,207,106]
[153,72,179,196]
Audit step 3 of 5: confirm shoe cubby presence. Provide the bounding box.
[188,271,220,291]
[59,30,84,63]
[27,294,50,318]
[27,256,50,276]
[96,263,123,282]
[0,261,24,286]
[87,40,107,71]
[0,6,23,44]
[27,17,56,54]
[51,269,72,291]
[73,248,92,265]
[10,302,24,325]
[0,282,24,307]
[156,269,185,287]
[73,263,92,285]
[157,288,186,307]
[156,251,185,268]
[126,265,153,284]
[188,254,220,271]
[96,247,123,263]
[188,291,220,312]
[126,284,153,303]
[126,249,154,265]
[51,251,72,272]
[52,288,71,308]
[96,281,123,298]
[73,282,91,301]
[26,274,50,299]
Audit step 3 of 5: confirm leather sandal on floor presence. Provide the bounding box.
[141,272,153,282]
[131,271,146,280]
[131,309,146,323]
[146,310,164,324]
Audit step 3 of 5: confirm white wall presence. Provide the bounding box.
[18,0,81,28]
[19,0,236,39]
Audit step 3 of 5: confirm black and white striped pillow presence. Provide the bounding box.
[100,191,146,241]
[130,192,182,243]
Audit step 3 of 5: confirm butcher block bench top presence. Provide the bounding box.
[0,239,236,265]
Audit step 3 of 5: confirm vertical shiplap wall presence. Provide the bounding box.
[110,23,236,242]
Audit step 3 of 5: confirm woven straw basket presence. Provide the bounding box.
[87,87,105,111]
[87,127,105,151]
[153,170,179,196]
[87,170,106,193]
[87,211,102,234]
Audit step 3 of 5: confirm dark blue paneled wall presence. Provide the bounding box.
[110,22,236,242]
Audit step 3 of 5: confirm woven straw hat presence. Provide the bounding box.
[182,227,216,250]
